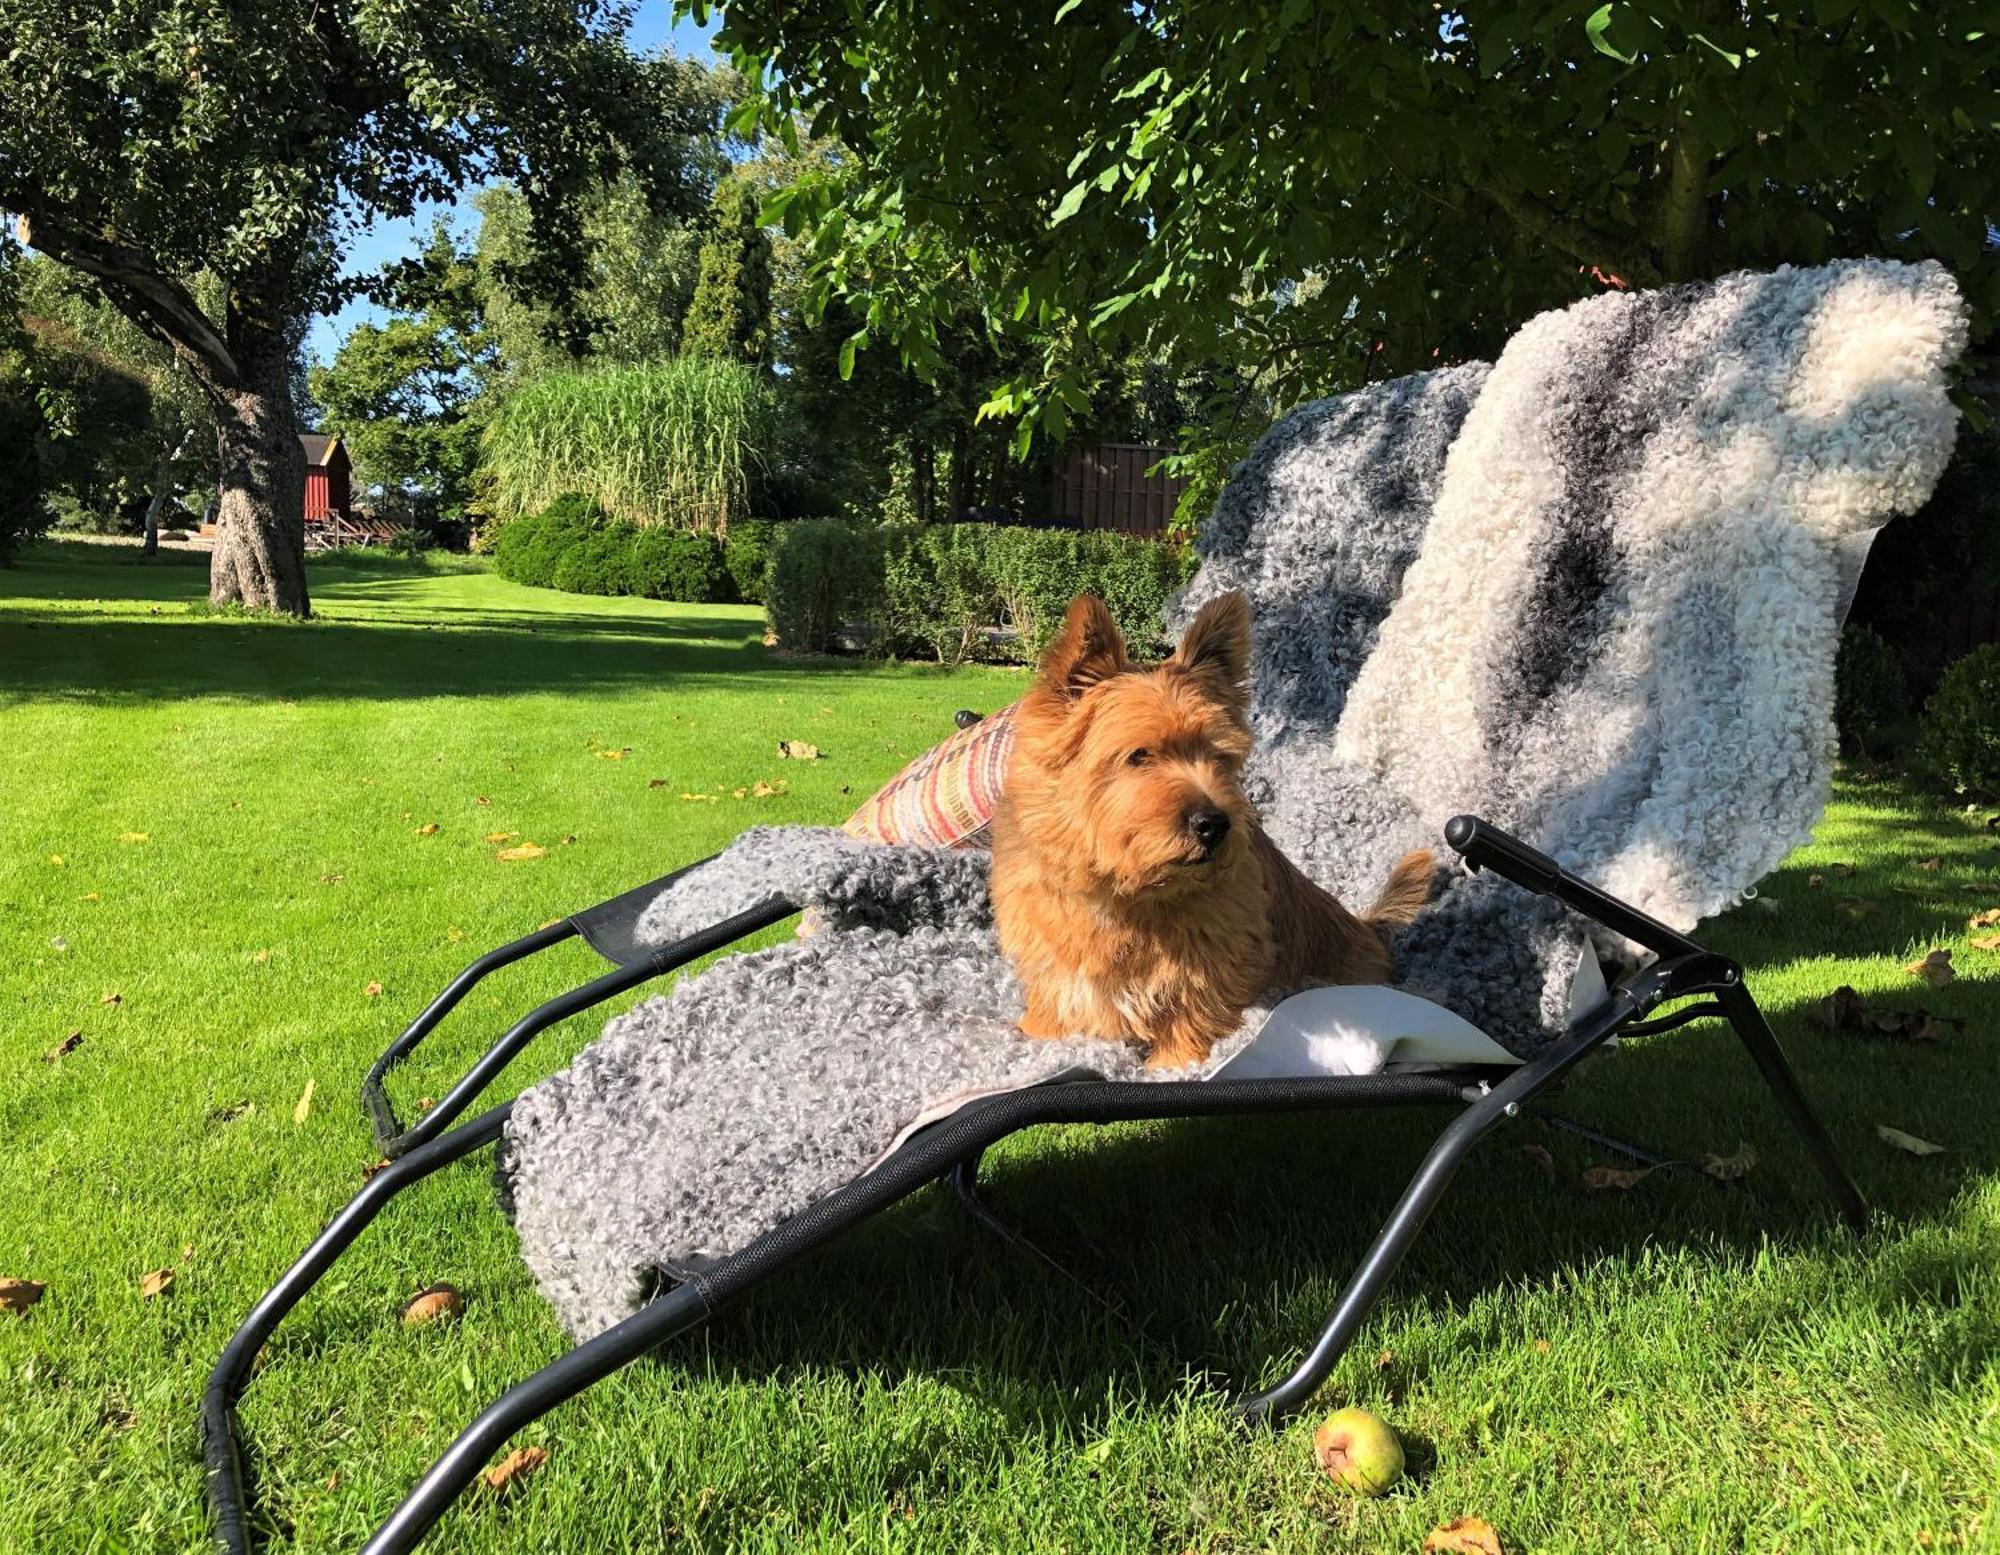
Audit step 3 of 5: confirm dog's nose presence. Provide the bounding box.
[1188,807,1231,856]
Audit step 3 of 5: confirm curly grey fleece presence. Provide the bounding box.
[504,260,1965,1337]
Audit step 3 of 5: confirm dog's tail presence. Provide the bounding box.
[1365,848,1436,929]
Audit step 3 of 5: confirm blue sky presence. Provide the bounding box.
[307,7,719,366]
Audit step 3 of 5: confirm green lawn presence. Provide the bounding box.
[2,544,1996,1554]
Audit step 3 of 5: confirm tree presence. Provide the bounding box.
[310,224,497,543]
[716,1,1996,453]
[682,181,776,368]
[1,7,720,616]
[0,244,47,563]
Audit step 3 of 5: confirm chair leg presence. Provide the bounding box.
[943,1151,1128,1319]
[1232,998,1636,1424]
[1718,982,1868,1235]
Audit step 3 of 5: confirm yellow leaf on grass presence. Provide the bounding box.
[1835,896,1876,919]
[1968,908,2000,929]
[1,1277,46,1315]
[48,854,63,867]
[363,980,384,998]
[446,925,467,943]
[250,948,270,964]
[293,1077,316,1124]
[1877,1124,1946,1156]
[496,843,547,862]
[1903,949,1955,988]
[44,1031,83,1061]
[119,832,149,844]
[414,822,440,837]
[1425,1516,1506,1555]
[483,831,517,844]
[647,778,668,789]
[595,748,630,761]
[483,1445,549,1495]
[776,740,821,760]
[680,793,713,803]
[99,991,121,1006]
[1971,933,2000,953]
[1917,855,1943,872]
[138,1268,174,1300]
[1702,1142,1757,1181]
[80,892,101,902]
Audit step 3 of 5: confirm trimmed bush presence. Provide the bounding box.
[723,519,778,605]
[627,525,726,602]
[492,492,611,589]
[550,528,633,595]
[1833,625,1908,756]
[1917,644,2000,799]
[765,520,1195,663]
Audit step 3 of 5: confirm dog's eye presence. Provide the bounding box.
[1126,748,1152,767]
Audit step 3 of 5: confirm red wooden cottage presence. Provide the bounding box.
[300,433,353,525]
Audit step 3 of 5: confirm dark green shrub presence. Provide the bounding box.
[627,526,725,602]
[723,519,778,605]
[766,520,1193,663]
[492,492,611,588]
[1916,644,2000,800]
[1833,625,1907,756]
[385,527,429,559]
[549,527,633,595]
[764,520,885,653]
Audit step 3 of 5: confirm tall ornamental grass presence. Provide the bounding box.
[481,359,771,533]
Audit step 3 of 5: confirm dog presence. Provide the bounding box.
[990,591,1434,1068]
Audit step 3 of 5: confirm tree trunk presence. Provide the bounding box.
[141,428,192,558]
[208,350,310,616]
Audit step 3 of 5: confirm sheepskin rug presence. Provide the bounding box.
[503,260,1965,1338]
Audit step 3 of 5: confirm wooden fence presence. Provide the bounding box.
[1045,442,1185,535]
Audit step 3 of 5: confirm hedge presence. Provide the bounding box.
[492,494,776,605]
[1917,643,2000,800]
[765,520,1196,663]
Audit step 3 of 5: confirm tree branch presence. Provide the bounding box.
[17,214,240,386]
[1482,186,1662,289]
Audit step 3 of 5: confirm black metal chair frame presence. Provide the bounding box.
[203,816,1868,1555]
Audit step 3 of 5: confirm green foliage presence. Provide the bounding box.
[1917,645,2000,801]
[764,520,1194,662]
[682,180,776,368]
[723,518,779,604]
[0,259,46,562]
[492,493,729,601]
[491,493,613,589]
[481,358,774,532]
[385,528,431,559]
[1833,625,1908,758]
[309,225,497,544]
[717,1,1997,458]
[627,525,727,602]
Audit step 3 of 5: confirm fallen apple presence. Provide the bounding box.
[1313,1406,1405,1495]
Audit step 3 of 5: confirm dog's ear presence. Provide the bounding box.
[1038,594,1129,700]
[1171,591,1252,711]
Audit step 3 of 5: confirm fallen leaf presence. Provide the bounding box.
[1808,986,1865,1030]
[475,796,492,807]
[1918,855,1943,872]
[647,778,668,789]
[49,935,69,953]
[208,1100,254,1125]
[99,991,121,1006]
[446,925,467,943]
[595,748,629,761]
[1968,908,2000,929]
[1376,1347,1394,1370]
[1581,1164,1658,1192]
[560,834,577,845]
[1903,949,1955,988]
[98,1397,138,1432]
[496,843,546,862]
[363,980,384,998]
[414,821,440,836]
[776,740,822,760]
[1,1277,46,1315]
[44,1030,83,1061]
[250,948,270,964]
[752,779,778,798]
[1532,1338,1551,1354]
[482,831,517,844]
[732,787,747,799]
[1807,872,1826,889]
[48,854,63,867]
[1702,1142,1757,1181]
[1972,933,2000,953]
[1877,1124,1946,1156]
[401,1284,465,1326]
[293,1077,316,1124]
[416,1096,436,1112]
[482,1445,549,1495]
[1519,1144,1556,1184]
[138,1268,174,1300]
[118,832,149,844]
[1828,862,1856,877]
[361,1157,391,1181]
[1424,1516,1506,1555]
[680,793,713,803]
[320,872,345,885]
[79,892,101,902]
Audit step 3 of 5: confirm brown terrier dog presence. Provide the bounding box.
[991,591,1434,1068]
